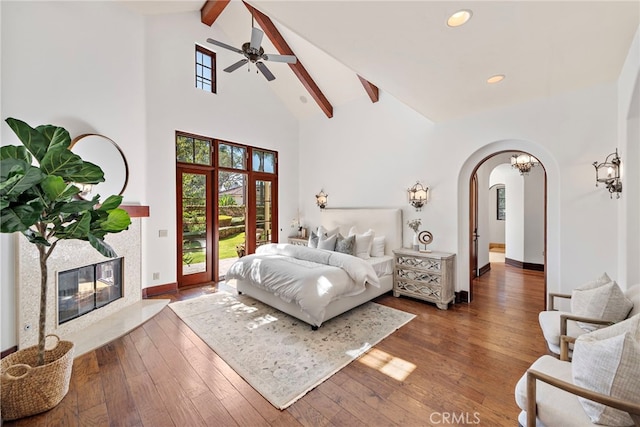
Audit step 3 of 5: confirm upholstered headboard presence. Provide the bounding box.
[320,208,403,256]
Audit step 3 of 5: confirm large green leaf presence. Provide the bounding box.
[39,147,82,178]
[36,125,71,151]
[65,161,104,184]
[1,165,46,198]
[0,145,32,163]
[59,212,91,239]
[98,195,123,212]
[0,204,41,232]
[98,208,131,233]
[0,158,29,181]
[5,118,50,163]
[88,233,118,258]
[0,199,8,211]
[41,175,68,201]
[58,198,99,214]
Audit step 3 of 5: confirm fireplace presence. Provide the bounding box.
[57,258,124,324]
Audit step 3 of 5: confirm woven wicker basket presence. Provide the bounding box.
[1,334,74,421]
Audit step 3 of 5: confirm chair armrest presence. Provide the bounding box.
[526,368,640,427]
[548,293,572,310]
[559,314,615,336]
[559,335,576,361]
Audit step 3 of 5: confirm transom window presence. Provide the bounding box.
[195,45,215,93]
[219,143,246,170]
[252,149,276,173]
[176,135,212,165]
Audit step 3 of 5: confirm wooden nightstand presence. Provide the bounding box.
[287,237,308,246]
[392,248,456,310]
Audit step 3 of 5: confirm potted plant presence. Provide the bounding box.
[0,117,131,420]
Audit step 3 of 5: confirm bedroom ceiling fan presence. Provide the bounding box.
[206,17,297,81]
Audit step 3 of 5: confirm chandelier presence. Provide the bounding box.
[511,153,539,175]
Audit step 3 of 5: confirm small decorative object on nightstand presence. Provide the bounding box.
[393,248,455,310]
[287,237,308,246]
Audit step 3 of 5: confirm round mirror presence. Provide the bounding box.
[69,134,129,201]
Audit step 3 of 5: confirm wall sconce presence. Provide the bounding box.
[407,181,429,211]
[511,153,539,175]
[593,149,622,199]
[315,189,328,209]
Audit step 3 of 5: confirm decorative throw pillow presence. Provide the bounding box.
[317,233,337,251]
[334,234,356,256]
[572,281,633,331]
[308,231,319,248]
[371,236,386,257]
[317,225,339,238]
[572,314,640,426]
[348,227,375,259]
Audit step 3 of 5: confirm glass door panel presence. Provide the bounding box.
[178,170,212,286]
[218,171,247,279]
[255,180,273,247]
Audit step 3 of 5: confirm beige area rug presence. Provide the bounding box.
[169,291,415,409]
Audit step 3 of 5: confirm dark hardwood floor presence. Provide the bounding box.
[5,260,547,426]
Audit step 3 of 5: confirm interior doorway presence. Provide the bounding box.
[468,150,547,302]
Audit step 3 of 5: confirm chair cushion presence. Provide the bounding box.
[572,314,640,426]
[515,355,594,426]
[571,281,633,332]
[538,310,587,350]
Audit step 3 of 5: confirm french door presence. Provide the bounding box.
[176,132,278,287]
[177,167,213,286]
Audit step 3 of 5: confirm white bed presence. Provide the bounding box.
[226,208,402,328]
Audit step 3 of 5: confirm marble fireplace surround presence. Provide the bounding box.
[16,218,167,354]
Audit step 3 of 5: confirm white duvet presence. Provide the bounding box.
[226,243,380,325]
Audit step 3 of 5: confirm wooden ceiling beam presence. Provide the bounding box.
[244,2,333,118]
[201,0,230,26]
[358,75,379,103]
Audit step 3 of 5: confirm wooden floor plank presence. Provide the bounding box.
[4,261,546,426]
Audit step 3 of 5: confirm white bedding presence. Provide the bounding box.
[367,255,394,277]
[226,243,380,325]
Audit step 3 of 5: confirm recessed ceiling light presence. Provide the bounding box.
[447,9,472,27]
[487,74,505,84]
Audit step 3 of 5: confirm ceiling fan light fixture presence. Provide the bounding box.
[447,9,472,27]
[487,74,505,84]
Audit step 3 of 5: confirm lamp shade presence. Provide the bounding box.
[408,181,428,210]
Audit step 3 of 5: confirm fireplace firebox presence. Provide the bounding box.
[57,258,124,324]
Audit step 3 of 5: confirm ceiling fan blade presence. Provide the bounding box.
[206,38,243,54]
[224,59,249,73]
[250,27,263,50]
[262,54,297,64]
[256,62,275,81]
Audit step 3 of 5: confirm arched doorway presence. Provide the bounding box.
[458,142,557,306]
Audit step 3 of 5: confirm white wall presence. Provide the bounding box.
[143,12,299,289]
[0,1,299,351]
[1,1,146,351]
[300,80,621,296]
[505,166,525,263]
[618,28,640,289]
[523,166,545,265]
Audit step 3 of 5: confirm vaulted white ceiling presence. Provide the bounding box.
[124,0,640,122]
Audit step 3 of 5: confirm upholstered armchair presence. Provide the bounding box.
[516,315,640,426]
[538,276,639,357]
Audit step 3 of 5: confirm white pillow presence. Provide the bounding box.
[572,281,634,331]
[572,314,640,426]
[317,233,337,251]
[307,231,319,248]
[348,227,375,259]
[317,225,339,238]
[371,236,386,257]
